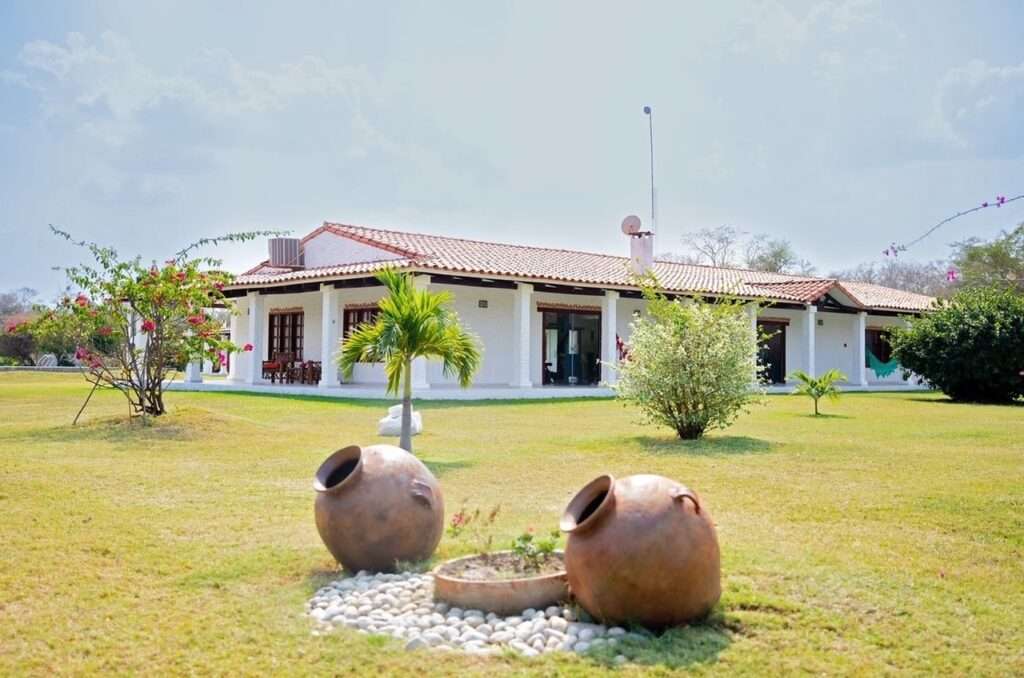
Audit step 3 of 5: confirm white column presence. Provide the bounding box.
[245,291,265,385]
[227,311,241,382]
[510,283,533,387]
[319,284,341,388]
[804,304,817,377]
[601,290,619,385]
[184,359,203,383]
[855,311,868,386]
[746,303,759,384]
[411,275,431,389]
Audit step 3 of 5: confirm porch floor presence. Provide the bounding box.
[168,379,927,401]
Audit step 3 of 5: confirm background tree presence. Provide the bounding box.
[0,287,36,316]
[339,269,481,453]
[890,286,1024,403]
[950,224,1023,293]
[744,235,817,275]
[613,279,763,439]
[676,225,744,267]
[664,225,816,274]
[17,227,273,419]
[829,259,953,297]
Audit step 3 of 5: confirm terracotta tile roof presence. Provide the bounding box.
[230,222,935,312]
[836,281,936,313]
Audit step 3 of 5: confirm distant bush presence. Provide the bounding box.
[614,282,762,439]
[890,286,1024,403]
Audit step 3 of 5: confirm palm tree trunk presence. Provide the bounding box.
[400,358,413,453]
[814,397,820,416]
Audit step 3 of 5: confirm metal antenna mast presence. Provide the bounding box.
[643,105,655,230]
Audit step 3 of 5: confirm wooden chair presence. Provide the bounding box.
[269,352,293,383]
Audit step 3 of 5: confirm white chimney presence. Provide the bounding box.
[621,215,654,275]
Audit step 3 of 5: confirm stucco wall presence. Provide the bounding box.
[428,284,515,386]
[303,232,403,269]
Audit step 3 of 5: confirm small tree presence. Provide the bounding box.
[338,269,481,453]
[613,283,763,439]
[890,286,1024,403]
[789,369,846,415]
[18,227,274,419]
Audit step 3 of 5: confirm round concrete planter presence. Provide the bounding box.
[432,551,569,615]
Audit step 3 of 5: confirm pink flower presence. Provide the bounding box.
[946,268,959,282]
[74,346,88,360]
[187,314,205,326]
[175,271,187,282]
[243,343,254,352]
[141,319,156,333]
[213,281,225,291]
[75,293,89,307]
[98,326,113,336]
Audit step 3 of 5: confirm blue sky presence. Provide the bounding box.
[2,1,1022,297]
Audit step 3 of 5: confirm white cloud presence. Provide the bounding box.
[928,59,1024,155]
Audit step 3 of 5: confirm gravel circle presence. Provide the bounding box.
[306,571,646,658]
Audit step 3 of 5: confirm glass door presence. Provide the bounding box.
[541,310,601,385]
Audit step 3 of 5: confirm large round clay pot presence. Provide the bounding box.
[314,444,444,573]
[560,474,721,628]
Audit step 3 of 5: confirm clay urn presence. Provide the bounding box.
[560,474,721,628]
[314,444,444,573]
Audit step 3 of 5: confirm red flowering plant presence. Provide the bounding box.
[18,226,280,420]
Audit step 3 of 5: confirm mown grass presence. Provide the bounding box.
[1,372,1022,676]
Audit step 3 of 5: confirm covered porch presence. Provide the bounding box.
[179,273,921,395]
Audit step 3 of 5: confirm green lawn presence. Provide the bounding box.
[1,373,1022,676]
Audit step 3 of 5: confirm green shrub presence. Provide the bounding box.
[890,286,1024,403]
[614,284,762,439]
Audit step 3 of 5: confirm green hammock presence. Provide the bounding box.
[867,349,899,378]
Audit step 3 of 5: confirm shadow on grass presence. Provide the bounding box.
[793,412,853,419]
[421,458,475,477]
[584,609,736,670]
[905,396,1023,407]
[181,388,614,410]
[634,435,773,456]
[0,412,202,445]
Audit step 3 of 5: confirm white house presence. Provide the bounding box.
[179,222,934,399]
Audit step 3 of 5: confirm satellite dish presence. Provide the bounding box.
[621,214,643,235]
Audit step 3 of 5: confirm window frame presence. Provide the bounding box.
[268,310,304,361]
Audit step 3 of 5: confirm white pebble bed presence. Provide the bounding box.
[306,571,646,660]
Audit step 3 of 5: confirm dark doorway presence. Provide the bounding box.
[541,310,601,385]
[757,320,787,384]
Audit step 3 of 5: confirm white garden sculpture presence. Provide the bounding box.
[378,403,423,437]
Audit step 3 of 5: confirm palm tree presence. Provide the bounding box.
[338,270,481,453]
[789,368,847,416]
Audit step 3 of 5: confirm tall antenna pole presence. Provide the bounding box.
[643,105,655,230]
